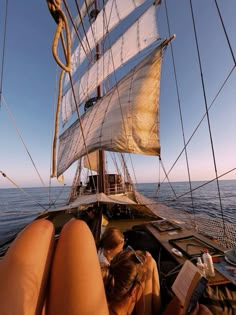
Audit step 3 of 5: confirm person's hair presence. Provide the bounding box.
[97,227,124,251]
[101,249,147,305]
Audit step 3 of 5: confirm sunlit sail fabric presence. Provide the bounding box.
[66,0,149,85]
[83,151,99,172]
[57,46,162,176]
[62,4,159,124]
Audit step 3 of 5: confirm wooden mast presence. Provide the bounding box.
[94,0,106,194]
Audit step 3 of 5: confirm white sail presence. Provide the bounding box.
[66,0,149,85]
[57,45,162,176]
[70,0,94,45]
[62,4,159,124]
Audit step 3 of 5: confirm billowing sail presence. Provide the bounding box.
[57,46,162,176]
[66,0,150,86]
[62,4,159,124]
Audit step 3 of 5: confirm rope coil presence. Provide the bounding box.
[47,0,71,72]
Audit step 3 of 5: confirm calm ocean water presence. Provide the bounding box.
[0,180,236,246]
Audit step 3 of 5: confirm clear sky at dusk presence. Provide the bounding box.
[0,1,236,189]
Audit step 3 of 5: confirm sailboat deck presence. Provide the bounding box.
[138,194,236,249]
[145,222,229,286]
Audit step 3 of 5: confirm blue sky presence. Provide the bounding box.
[0,1,236,189]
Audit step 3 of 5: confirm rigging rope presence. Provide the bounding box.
[46,0,71,177]
[0,1,59,206]
[1,96,46,187]
[0,170,67,212]
[160,64,235,188]
[0,0,9,110]
[68,159,82,202]
[0,171,47,211]
[214,0,236,65]
[160,2,236,231]
[164,0,196,219]
[176,168,236,200]
[72,0,93,53]
[63,0,91,59]
[155,156,161,197]
[72,0,95,51]
[61,1,100,195]
[47,0,98,190]
[159,157,178,199]
[190,0,227,243]
[96,2,161,190]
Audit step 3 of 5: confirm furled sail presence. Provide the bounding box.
[62,4,159,124]
[57,45,162,176]
[65,0,149,86]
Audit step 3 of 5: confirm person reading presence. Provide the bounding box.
[0,219,212,315]
[101,248,213,315]
[99,227,161,315]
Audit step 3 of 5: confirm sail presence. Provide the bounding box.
[65,0,150,86]
[70,0,94,45]
[57,45,162,176]
[62,4,159,124]
[83,151,99,172]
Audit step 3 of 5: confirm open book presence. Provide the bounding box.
[172,260,208,315]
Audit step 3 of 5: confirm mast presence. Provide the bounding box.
[94,0,106,194]
[56,1,165,179]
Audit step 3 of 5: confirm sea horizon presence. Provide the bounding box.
[0,180,236,246]
[1,178,235,190]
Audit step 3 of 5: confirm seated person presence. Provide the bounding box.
[101,249,146,315]
[101,247,161,315]
[0,219,212,315]
[97,227,125,264]
[102,248,213,315]
[99,227,161,315]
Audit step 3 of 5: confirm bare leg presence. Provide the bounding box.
[0,220,55,315]
[46,219,109,315]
